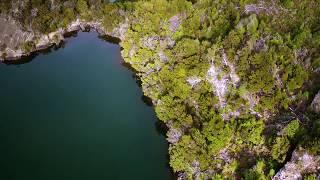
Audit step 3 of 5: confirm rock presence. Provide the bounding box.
[166,128,182,144]
[244,1,281,15]
[160,36,175,49]
[311,91,320,114]
[254,39,267,52]
[169,14,184,33]
[48,30,64,45]
[35,35,51,49]
[273,148,320,180]
[206,63,229,107]
[187,76,201,88]
[109,18,129,41]
[4,48,25,60]
[158,51,168,62]
[0,15,33,51]
[67,19,81,32]
[79,24,86,31]
[142,36,159,50]
[0,14,128,61]
[129,45,137,58]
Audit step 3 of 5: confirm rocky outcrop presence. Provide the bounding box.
[0,17,129,61]
[273,148,320,180]
[244,1,285,15]
[166,127,182,144]
[311,91,320,114]
[0,15,34,60]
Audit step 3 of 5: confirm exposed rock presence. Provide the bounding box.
[273,148,320,180]
[31,8,38,17]
[0,15,34,50]
[190,161,201,180]
[206,62,229,107]
[0,16,128,61]
[254,38,267,52]
[166,127,182,144]
[219,148,232,164]
[109,17,129,41]
[177,172,187,180]
[160,36,175,49]
[169,14,182,33]
[206,50,241,109]
[274,65,284,88]
[35,35,51,49]
[158,51,168,62]
[3,48,25,60]
[311,91,320,114]
[295,48,309,62]
[221,51,240,86]
[142,36,160,50]
[128,45,137,58]
[245,1,284,15]
[187,76,201,88]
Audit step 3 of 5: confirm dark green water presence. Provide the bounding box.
[0,32,171,180]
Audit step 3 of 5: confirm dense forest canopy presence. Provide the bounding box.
[0,0,319,179]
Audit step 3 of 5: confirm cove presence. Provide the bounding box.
[0,31,171,180]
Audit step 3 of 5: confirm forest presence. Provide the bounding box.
[0,0,319,179]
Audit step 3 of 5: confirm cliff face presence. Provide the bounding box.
[0,15,33,60]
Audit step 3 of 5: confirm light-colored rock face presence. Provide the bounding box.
[0,15,128,61]
[206,52,240,108]
[244,1,282,15]
[142,36,159,50]
[110,17,129,41]
[187,76,201,88]
[158,51,168,62]
[169,14,182,33]
[206,62,229,107]
[273,148,320,180]
[166,128,182,144]
[311,91,320,114]
[0,15,33,51]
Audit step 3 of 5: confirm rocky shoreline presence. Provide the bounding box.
[0,18,128,61]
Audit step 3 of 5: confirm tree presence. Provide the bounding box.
[76,0,88,16]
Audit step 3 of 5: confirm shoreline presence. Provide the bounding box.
[2,30,121,65]
[0,19,124,62]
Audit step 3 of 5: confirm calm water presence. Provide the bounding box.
[0,32,171,180]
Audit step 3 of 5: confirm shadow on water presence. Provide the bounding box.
[98,34,121,44]
[3,31,79,66]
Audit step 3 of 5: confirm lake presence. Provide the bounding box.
[0,31,171,180]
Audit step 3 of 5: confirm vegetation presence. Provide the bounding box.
[1,0,320,179]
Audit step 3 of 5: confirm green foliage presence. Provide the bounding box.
[282,119,301,139]
[237,116,264,145]
[271,136,290,163]
[246,14,259,35]
[76,0,89,16]
[203,118,233,155]
[169,135,200,172]
[304,174,317,180]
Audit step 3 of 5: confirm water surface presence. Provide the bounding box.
[0,31,171,180]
